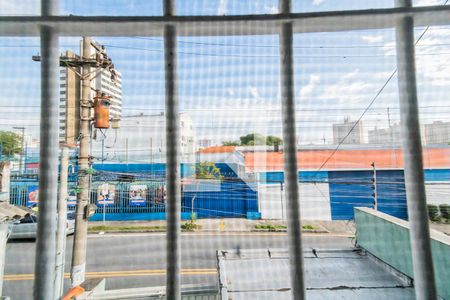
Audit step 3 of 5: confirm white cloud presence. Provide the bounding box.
[320,69,375,105]
[299,74,321,99]
[361,35,384,44]
[312,0,325,5]
[248,86,260,99]
[264,5,278,14]
[217,0,227,15]
[0,1,39,15]
[227,88,235,96]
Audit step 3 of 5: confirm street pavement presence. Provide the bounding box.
[4,232,353,299]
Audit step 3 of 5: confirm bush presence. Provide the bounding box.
[181,221,200,231]
[427,204,439,221]
[439,204,450,220]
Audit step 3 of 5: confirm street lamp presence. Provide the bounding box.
[13,126,25,174]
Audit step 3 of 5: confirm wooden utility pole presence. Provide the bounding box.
[71,36,93,287]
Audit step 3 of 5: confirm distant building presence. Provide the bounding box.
[424,121,450,145]
[332,118,363,144]
[92,112,195,164]
[368,123,402,145]
[369,122,429,145]
[59,41,122,144]
[197,139,213,150]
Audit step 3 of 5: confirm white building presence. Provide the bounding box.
[94,67,122,120]
[424,121,450,145]
[92,112,195,164]
[197,138,213,150]
[59,41,122,143]
[332,118,363,144]
[369,122,427,145]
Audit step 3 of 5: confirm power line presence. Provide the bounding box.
[103,44,450,59]
[312,1,448,174]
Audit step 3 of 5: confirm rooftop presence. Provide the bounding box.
[218,248,415,300]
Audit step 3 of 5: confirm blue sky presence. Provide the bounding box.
[0,0,449,146]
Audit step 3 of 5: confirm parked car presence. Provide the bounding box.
[7,212,76,240]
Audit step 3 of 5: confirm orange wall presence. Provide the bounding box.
[245,148,450,171]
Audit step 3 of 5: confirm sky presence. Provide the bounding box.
[0,0,449,148]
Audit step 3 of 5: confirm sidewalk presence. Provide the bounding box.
[87,218,450,235]
[88,218,357,235]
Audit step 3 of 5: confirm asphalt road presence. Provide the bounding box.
[3,232,354,299]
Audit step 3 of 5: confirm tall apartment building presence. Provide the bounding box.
[424,121,450,144]
[332,118,364,144]
[59,41,122,144]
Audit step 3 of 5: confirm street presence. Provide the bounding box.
[4,232,353,299]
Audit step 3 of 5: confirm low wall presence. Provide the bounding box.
[354,207,450,300]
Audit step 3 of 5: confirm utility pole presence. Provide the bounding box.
[71,36,93,288]
[54,146,69,299]
[371,162,377,210]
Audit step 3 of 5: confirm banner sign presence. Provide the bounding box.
[154,185,166,205]
[27,185,39,207]
[97,183,115,207]
[67,187,77,207]
[129,184,147,207]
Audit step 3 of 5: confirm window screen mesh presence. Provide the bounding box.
[1,1,449,299]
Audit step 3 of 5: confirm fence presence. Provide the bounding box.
[8,163,259,220]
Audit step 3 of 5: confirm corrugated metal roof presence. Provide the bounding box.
[0,201,31,223]
[218,248,415,300]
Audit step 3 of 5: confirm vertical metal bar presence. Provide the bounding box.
[394,1,437,299]
[0,223,8,296]
[54,147,69,299]
[163,1,181,299]
[278,1,306,299]
[34,1,59,298]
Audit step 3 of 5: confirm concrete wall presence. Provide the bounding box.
[355,207,450,300]
[426,183,450,206]
[258,183,331,220]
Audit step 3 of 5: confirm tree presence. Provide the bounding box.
[240,133,266,146]
[196,161,224,180]
[0,131,22,156]
[266,135,283,146]
[239,133,283,146]
[222,140,239,146]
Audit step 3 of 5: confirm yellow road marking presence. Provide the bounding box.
[4,268,217,281]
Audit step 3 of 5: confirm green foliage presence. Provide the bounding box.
[222,133,283,146]
[266,135,283,146]
[0,131,22,156]
[240,133,266,146]
[196,161,224,180]
[70,187,82,195]
[439,204,450,220]
[427,204,439,221]
[255,223,287,231]
[222,140,239,146]
[255,223,316,231]
[181,220,200,231]
[88,225,165,232]
[84,168,96,175]
[302,224,316,230]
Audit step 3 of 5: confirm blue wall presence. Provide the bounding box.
[329,170,407,220]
